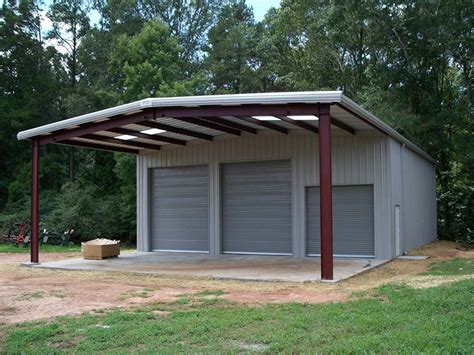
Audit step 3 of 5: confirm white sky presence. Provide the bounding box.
[246,0,280,20]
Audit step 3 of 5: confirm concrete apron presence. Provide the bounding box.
[26,252,389,283]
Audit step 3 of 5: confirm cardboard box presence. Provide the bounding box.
[82,239,120,260]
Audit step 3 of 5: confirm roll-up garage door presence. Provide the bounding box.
[306,185,374,257]
[150,165,209,252]
[222,160,292,255]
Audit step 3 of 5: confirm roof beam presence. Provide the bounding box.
[198,117,257,134]
[39,110,154,145]
[153,104,323,119]
[172,117,241,136]
[234,116,288,135]
[82,134,161,150]
[36,104,330,144]
[334,103,386,134]
[275,116,318,134]
[108,127,186,146]
[139,120,213,141]
[59,139,140,154]
[330,116,355,135]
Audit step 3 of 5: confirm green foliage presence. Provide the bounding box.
[205,0,262,93]
[47,0,90,86]
[108,21,195,101]
[0,0,472,244]
[0,244,82,253]
[42,157,136,242]
[2,280,473,353]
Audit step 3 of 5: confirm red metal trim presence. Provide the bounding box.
[108,127,186,146]
[319,109,333,280]
[59,139,140,154]
[234,116,288,134]
[172,117,241,136]
[30,140,40,263]
[198,117,257,134]
[276,116,318,133]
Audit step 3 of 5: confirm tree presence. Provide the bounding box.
[96,0,225,74]
[47,0,91,182]
[108,20,200,102]
[47,0,90,86]
[205,0,261,93]
[0,0,62,210]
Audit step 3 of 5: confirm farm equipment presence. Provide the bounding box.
[1,220,30,247]
[1,220,75,247]
[40,228,75,246]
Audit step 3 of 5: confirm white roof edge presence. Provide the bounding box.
[16,90,434,163]
[339,95,435,163]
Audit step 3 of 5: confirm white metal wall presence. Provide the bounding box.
[388,138,437,255]
[137,132,393,258]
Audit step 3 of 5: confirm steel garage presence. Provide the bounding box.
[17,91,437,280]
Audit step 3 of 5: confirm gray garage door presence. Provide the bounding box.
[150,165,209,252]
[306,185,374,257]
[222,160,292,255]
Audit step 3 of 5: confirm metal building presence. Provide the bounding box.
[17,91,437,280]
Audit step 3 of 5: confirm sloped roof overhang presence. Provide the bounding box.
[16,91,435,163]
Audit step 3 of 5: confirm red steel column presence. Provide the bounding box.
[30,139,40,263]
[319,105,333,280]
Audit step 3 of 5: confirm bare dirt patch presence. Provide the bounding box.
[0,240,472,325]
[0,251,81,265]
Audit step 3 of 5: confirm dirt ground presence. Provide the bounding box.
[0,240,472,325]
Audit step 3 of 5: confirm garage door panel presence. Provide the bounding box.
[306,185,374,256]
[151,165,209,252]
[222,160,292,254]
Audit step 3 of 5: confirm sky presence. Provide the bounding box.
[246,0,281,20]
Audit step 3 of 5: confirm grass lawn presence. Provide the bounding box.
[0,244,82,253]
[0,244,136,253]
[423,257,474,276]
[1,279,473,354]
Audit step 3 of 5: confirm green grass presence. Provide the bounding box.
[0,244,82,253]
[423,257,474,276]
[2,280,473,354]
[0,244,136,253]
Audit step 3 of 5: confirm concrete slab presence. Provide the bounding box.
[30,252,388,282]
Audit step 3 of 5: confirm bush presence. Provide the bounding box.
[43,182,136,243]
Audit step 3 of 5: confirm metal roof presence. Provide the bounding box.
[16,91,434,163]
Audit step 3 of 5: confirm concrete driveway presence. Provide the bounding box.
[29,252,388,282]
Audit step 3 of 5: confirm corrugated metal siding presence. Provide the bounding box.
[400,145,437,252]
[306,185,375,256]
[137,132,392,258]
[221,160,292,254]
[150,165,209,251]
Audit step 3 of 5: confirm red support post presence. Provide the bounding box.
[319,106,333,280]
[30,139,40,263]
